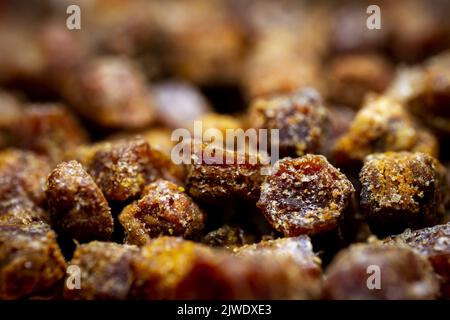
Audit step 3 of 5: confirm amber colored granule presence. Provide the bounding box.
[64,241,139,300]
[70,138,182,202]
[383,223,450,298]
[46,161,113,242]
[60,57,155,129]
[327,54,393,109]
[0,224,66,300]
[333,94,438,167]
[8,104,88,163]
[202,225,255,249]
[130,237,322,300]
[360,152,447,236]
[119,179,205,246]
[130,237,212,299]
[185,142,265,202]
[0,149,51,206]
[233,235,322,279]
[248,88,329,157]
[322,243,440,300]
[257,155,354,237]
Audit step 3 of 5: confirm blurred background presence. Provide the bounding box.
[1,0,450,141]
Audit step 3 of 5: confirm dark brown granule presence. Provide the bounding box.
[84,138,176,202]
[322,243,440,300]
[233,235,322,279]
[119,179,205,246]
[248,88,329,157]
[130,237,322,300]
[0,224,66,300]
[327,54,393,109]
[202,225,255,249]
[185,142,265,203]
[8,104,88,163]
[333,95,438,167]
[60,57,155,129]
[64,241,139,300]
[257,155,354,237]
[46,161,113,242]
[383,223,450,298]
[360,152,447,236]
[0,149,51,206]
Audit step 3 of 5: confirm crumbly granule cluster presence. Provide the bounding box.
[333,95,438,168]
[46,161,114,242]
[248,88,329,157]
[1,0,450,300]
[360,152,447,236]
[119,179,206,246]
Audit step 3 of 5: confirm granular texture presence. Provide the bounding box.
[46,161,113,242]
[360,152,447,236]
[185,142,265,202]
[0,224,66,300]
[75,138,182,202]
[258,155,354,236]
[119,179,205,246]
[333,95,438,167]
[248,88,328,157]
[0,149,51,205]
